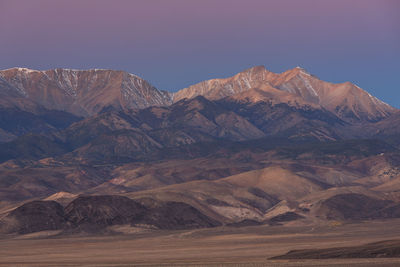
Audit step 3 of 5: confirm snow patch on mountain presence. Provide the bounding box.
[299,72,318,97]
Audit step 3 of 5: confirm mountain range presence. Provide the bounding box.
[0,66,400,236]
[1,66,395,121]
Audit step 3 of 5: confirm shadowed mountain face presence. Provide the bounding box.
[64,195,148,229]
[370,111,400,148]
[1,66,400,236]
[0,106,81,142]
[0,96,355,165]
[0,196,221,234]
[1,201,65,234]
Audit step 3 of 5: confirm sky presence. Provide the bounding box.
[0,0,399,107]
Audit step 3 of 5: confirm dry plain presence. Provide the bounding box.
[1,219,400,266]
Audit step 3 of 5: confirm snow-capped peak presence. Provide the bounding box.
[2,67,39,74]
[294,66,311,75]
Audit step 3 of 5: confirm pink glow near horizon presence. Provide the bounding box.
[0,0,399,106]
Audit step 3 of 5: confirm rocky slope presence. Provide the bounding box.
[0,68,172,117]
[174,66,396,122]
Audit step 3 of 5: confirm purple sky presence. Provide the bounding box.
[1,0,399,107]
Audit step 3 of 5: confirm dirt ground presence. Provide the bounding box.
[1,219,400,266]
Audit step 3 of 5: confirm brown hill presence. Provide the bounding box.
[0,195,221,234]
[0,201,65,234]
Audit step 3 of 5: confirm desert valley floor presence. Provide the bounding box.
[1,219,400,266]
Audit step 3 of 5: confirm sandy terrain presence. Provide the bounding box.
[1,219,400,266]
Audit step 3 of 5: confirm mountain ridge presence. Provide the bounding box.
[1,66,396,123]
[0,67,173,117]
[174,65,396,122]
